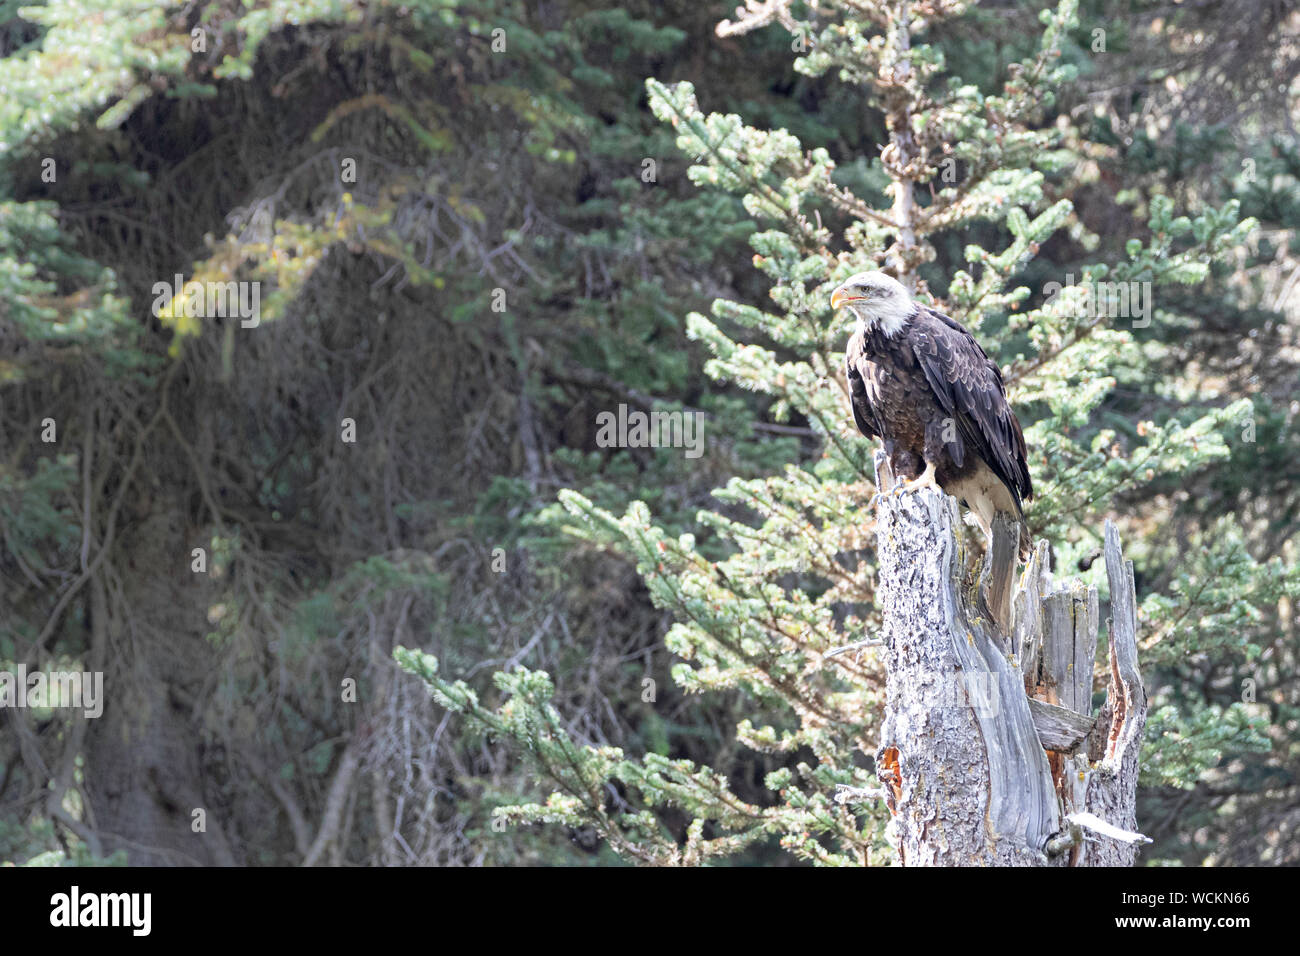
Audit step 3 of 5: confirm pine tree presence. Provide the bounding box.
[398,0,1288,865]
[0,0,825,866]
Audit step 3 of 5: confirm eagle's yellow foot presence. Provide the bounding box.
[897,461,939,495]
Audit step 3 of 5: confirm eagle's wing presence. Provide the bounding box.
[844,327,878,439]
[909,307,1032,504]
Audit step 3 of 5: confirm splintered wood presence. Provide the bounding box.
[863,451,1148,866]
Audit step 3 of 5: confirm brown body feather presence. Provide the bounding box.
[845,305,1033,559]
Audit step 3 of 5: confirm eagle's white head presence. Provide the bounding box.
[830,271,914,337]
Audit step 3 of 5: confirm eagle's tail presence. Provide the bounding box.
[960,477,1031,563]
[960,478,1031,636]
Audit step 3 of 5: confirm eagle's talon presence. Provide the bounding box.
[898,462,939,495]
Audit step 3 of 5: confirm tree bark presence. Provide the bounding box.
[870,452,1148,866]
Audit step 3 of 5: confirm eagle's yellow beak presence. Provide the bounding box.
[830,287,859,310]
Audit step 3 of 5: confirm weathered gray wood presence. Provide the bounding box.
[983,512,1019,639]
[1027,697,1097,752]
[866,456,1148,866]
[1013,540,1052,694]
[871,452,1057,865]
[1038,582,1098,715]
[1075,521,1148,866]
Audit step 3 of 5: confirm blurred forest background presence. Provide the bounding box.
[1,0,1298,866]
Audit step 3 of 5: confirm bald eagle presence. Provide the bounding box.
[832,271,1033,561]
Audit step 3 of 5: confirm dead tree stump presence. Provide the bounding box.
[869,452,1149,866]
